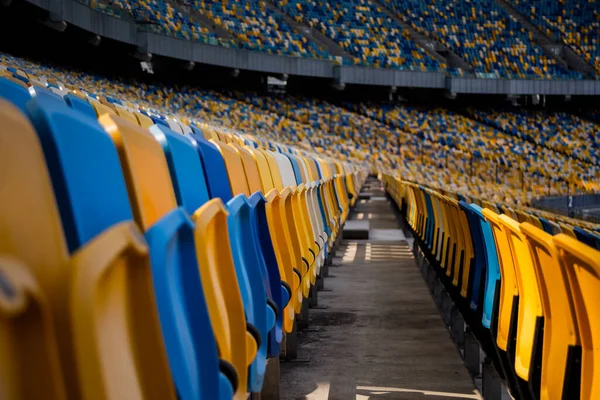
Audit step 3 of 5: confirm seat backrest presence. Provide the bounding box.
[459,201,485,313]
[0,101,68,399]
[232,143,263,193]
[284,154,304,185]
[520,223,580,400]
[99,115,178,231]
[151,125,210,215]
[63,93,97,120]
[212,140,251,196]
[554,234,600,400]
[482,208,519,351]
[274,152,298,188]
[249,147,275,192]
[259,149,285,191]
[187,127,233,202]
[498,214,543,381]
[26,94,133,252]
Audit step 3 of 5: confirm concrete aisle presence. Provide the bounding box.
[280,178,480,400]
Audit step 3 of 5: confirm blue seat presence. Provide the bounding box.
[573,226,598,249]
[284,154,304,187]
[29,86,65,104]
[459,201,486,314]
[64,94,97,120]
[151,116,170,127]
[226,195,270,392]
[151,125,211,214]
[146,208,228,400]
[188,126,234,201]
[0,76,30,112]
[24,95,132,252]
[470,204,500,329]
[248,192,286,358]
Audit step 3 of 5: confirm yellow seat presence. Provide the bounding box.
[265,189,301,332]
[212,140,251,196]
[90,99,117,118]
[498,215,543,392]
[230,143,263,194]
[520,223,580,400]
[192,199,252,399]
[554,234,600,400]
[134,112,154,129]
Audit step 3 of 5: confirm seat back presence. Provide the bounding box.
[151,125,210,215]
[459,201,485,313]
[520,224,580,400]
[99,115,178,231]
[249,147,275,192]
[232,143,263,193]
[554,234,600,400]
[187,127,233,202]
[498,215,543,385]
[213,140,251,196]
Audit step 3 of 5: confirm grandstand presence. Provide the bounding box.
[1,0,600,399]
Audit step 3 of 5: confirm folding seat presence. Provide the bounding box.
[498,215,543,399]
[537,217,555,235]
[134,111,154,129]
[553,234,600,400]
[520,224,581,400]
[559,223,578,239]
[12,96,177,400]
[459,201,486,314]
[470,205,500,329]
[97,115,236,400]
[483,209,532,399]
[206,140,279,390]
[454,199,473,294]
[89,98,116,117]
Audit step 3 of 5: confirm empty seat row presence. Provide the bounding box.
[384,175,600,400]
[0,74,367,399]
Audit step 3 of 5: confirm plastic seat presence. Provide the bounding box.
[498,215,543,399]
[520,224,581,400]
[226,195,270,392]
[99,115,227,400]
[24,96,177,400]
[0,101,69,399]
[554,234,600,400]
[213,140,251,196]
[470,205,500,329]
[459,201,486,314]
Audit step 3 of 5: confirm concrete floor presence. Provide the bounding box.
[280,179,480,400]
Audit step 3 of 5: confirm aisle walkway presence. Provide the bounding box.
[280,178,480,400]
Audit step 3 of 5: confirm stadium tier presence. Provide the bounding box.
[511,0,600,75]
[382,0,582,79]
[278,0,443,70]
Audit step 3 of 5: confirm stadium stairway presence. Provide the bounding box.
[279,176,479,400]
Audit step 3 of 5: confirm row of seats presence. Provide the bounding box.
[385,175,600,400]
[268,0,444,71]
[511,0,600,75]
[382,0,582,79]
[0,69,367,399]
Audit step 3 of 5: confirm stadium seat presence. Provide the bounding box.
[0,100,70,399]
[498,215,542,399]
[554,234,600,400]
[98,115,231,400]
[520,223,581,400]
